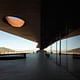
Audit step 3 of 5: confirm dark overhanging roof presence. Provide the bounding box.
[40,0,80,49]
[0,0,80,49]
[0,0,40,43]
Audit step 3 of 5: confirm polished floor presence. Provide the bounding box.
[0,53,79,80]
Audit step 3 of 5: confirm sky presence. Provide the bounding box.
[0,30,39,51]
[0,30,80,51]
[8,16,22,20]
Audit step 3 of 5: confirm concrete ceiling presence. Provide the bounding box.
[0,0,40,44]
[0,0,80,49]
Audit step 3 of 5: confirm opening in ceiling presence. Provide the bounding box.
[5,16,25,28]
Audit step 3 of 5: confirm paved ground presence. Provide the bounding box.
[0,53,78,80]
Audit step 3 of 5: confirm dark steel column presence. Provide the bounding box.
[59,33,61,65]
[56,40,57,64]
[66,24,68,71]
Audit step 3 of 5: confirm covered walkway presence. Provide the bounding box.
[0,53,78,80]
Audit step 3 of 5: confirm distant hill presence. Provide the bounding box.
[0,47,15,52]
[69,48,80,52]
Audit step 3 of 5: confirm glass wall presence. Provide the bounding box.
[44,35,80,79]
[44,35,80,54]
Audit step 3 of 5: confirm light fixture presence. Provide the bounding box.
[5,16,25,28]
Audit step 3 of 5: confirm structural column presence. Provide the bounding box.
[56,37,58,64]
[59,33,61,65]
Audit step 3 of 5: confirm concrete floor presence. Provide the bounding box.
[0,53,79,80]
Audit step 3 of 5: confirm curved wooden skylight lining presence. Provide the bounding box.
[5,16,25,28]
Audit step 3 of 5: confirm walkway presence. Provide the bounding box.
[0,53,78,80]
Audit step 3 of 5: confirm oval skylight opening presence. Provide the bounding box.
[5,16,25,28]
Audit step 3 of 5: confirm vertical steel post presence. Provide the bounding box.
[56,39,57,64]
[59,33,61,65]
